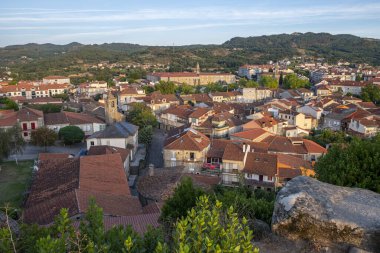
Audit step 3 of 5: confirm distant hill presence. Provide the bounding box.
[1,33,379,80]
[222,32,380,65]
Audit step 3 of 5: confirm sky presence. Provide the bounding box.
[1,0,380,46]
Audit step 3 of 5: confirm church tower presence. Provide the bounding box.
[196,62,200,74]
[105,91,124,124]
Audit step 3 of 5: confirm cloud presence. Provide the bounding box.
[0,4,379,23]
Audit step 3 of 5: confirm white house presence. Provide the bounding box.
[86,121,139,156]
[44,111,106,136]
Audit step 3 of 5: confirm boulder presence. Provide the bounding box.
[272,176,380,253]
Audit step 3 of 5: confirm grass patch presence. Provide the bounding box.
[0,160,34,209]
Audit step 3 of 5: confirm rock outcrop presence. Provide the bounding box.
[272,176,380,253]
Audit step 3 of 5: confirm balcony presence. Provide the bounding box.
[201,163,221,175]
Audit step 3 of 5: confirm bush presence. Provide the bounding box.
[58,126,85,145]
[316,137,380,193]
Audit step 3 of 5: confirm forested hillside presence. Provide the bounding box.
[1,32,379,80]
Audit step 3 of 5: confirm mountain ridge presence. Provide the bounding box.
[1,32,379,80]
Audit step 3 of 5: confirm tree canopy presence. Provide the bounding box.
[0,124,25,161]
[160,177,205,224]
[138,125,154,146]
[239,78,259,88]
[58,126,85,145]
[361,83,380,104]
[0,97,19,111]
[31,127,58,150]
[0,197,258,252]
[315,137,380,193]
[126,103,157,128]
[259,76,278,89]
[155,81,176,94]
[282,73,311,89]
[307,129,351,147]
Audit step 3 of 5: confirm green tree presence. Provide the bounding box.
[0,124,25,162]
[31,127,58,151]
[315,137,380,193]
[307,129,349,147]
[143,85,155,95]
[0,97,19,111]
[139,125,153,146]
[160,177,205,224]
[361,83,380,104]
[126,103,157,128]
[245,80,259,88]
[238,78,248,87]
[259,76,278,88]
[176,84,195,94]
[155,81,176,94]
[170,195,258,253]
[283,73,310,89]
[8,124,25,164]
[58,126,85,145]
[213,185,275,224]
[0,129,12,161]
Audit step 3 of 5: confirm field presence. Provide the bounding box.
[0,160,34,209]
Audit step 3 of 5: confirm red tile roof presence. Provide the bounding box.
[230,129,273,142]
[23,153,141,225]
[243,153,277,177]
[164,128,210,151]
[88,145,130,163]
[79,154,131,196]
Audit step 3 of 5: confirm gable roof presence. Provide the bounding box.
[230,129,273,142]
[23,153,141,225]
[88,145,130,162]
[243,153,277,177]
[88,121,138,139]
[164,128,210,151]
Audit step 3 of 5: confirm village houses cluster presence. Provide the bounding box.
[1,58,380,231]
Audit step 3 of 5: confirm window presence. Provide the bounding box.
[268,176,273,181]
[259,175,264,181]
[189,152,195,160]
[90,141,94,146]
[22,123,27,130]
[23,132,28,137]
[31,122,36,129]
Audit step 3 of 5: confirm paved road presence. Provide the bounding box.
[147,128,165,168]
[5,142,86,161]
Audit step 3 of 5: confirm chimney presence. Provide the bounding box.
[243,144,250,166]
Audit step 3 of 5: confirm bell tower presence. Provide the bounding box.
[105,91,124,124]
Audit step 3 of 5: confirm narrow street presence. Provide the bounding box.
[147,128,165,168]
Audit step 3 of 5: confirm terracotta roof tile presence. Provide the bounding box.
[88,145,130,162]
[79,154,131,196]
[164,128,210,151]
[243,153,277,177]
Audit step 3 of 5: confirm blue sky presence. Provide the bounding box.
[1,0,380,46]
